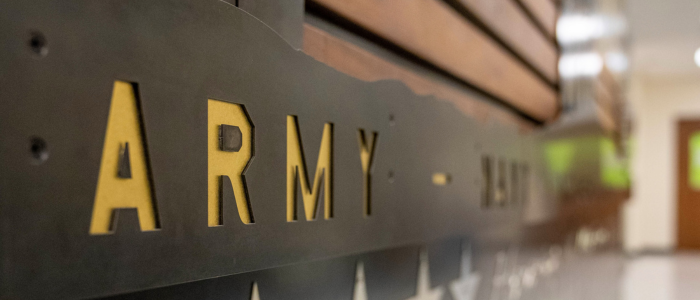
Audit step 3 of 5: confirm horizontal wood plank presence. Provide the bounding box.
[517,0,558,38]
[595,68,622,132]
[302,24,547,128]
[457,0,558,82]
[595,81,617,132]
[308,0,559,122]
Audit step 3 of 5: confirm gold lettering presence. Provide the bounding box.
[432,173,451,186]
[90,81,158,234]
[357,130,377,216]
[287,116,333,221]
[208,100,254,226]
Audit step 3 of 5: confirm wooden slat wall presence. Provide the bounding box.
[308,0,559,122]
[516,0,558,38]
[595,80,616,132]
[595,67,622,132]
[456,0,559,82]
[302,24,534,130]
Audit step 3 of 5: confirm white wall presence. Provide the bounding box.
[624,74,700,252]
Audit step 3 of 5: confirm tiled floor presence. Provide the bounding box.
[622,254,700,300]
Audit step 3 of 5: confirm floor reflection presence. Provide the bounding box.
[622,254,700,300]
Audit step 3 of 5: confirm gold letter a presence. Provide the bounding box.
[89,81,159,235]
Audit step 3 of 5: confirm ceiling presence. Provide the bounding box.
[628,0,700,77]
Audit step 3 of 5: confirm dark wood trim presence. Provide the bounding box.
[302,23,541,128]
[306,0,559,123]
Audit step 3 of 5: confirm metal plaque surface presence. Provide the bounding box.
[0,1,528,298]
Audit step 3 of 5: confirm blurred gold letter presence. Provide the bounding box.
[357,130,377,216]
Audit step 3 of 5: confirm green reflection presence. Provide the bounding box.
[545,140,576,175]
[689,132,700,190]
[600,138,629,189]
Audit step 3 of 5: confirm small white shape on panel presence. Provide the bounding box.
[250,282,261,300]
[406,250,444,300]
[353,262,369,300]
[450,245,481,300]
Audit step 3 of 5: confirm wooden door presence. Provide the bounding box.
[678,120,700,249]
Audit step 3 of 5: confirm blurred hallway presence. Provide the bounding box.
[623,0,700,252]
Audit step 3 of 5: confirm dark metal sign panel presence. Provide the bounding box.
[0,0,527,298]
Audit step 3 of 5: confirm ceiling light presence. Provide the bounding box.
[557,15,605,45]
[605,51,628,73]
[559,52,603,78]
[557,14,626,46]
[695,48,700,67]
